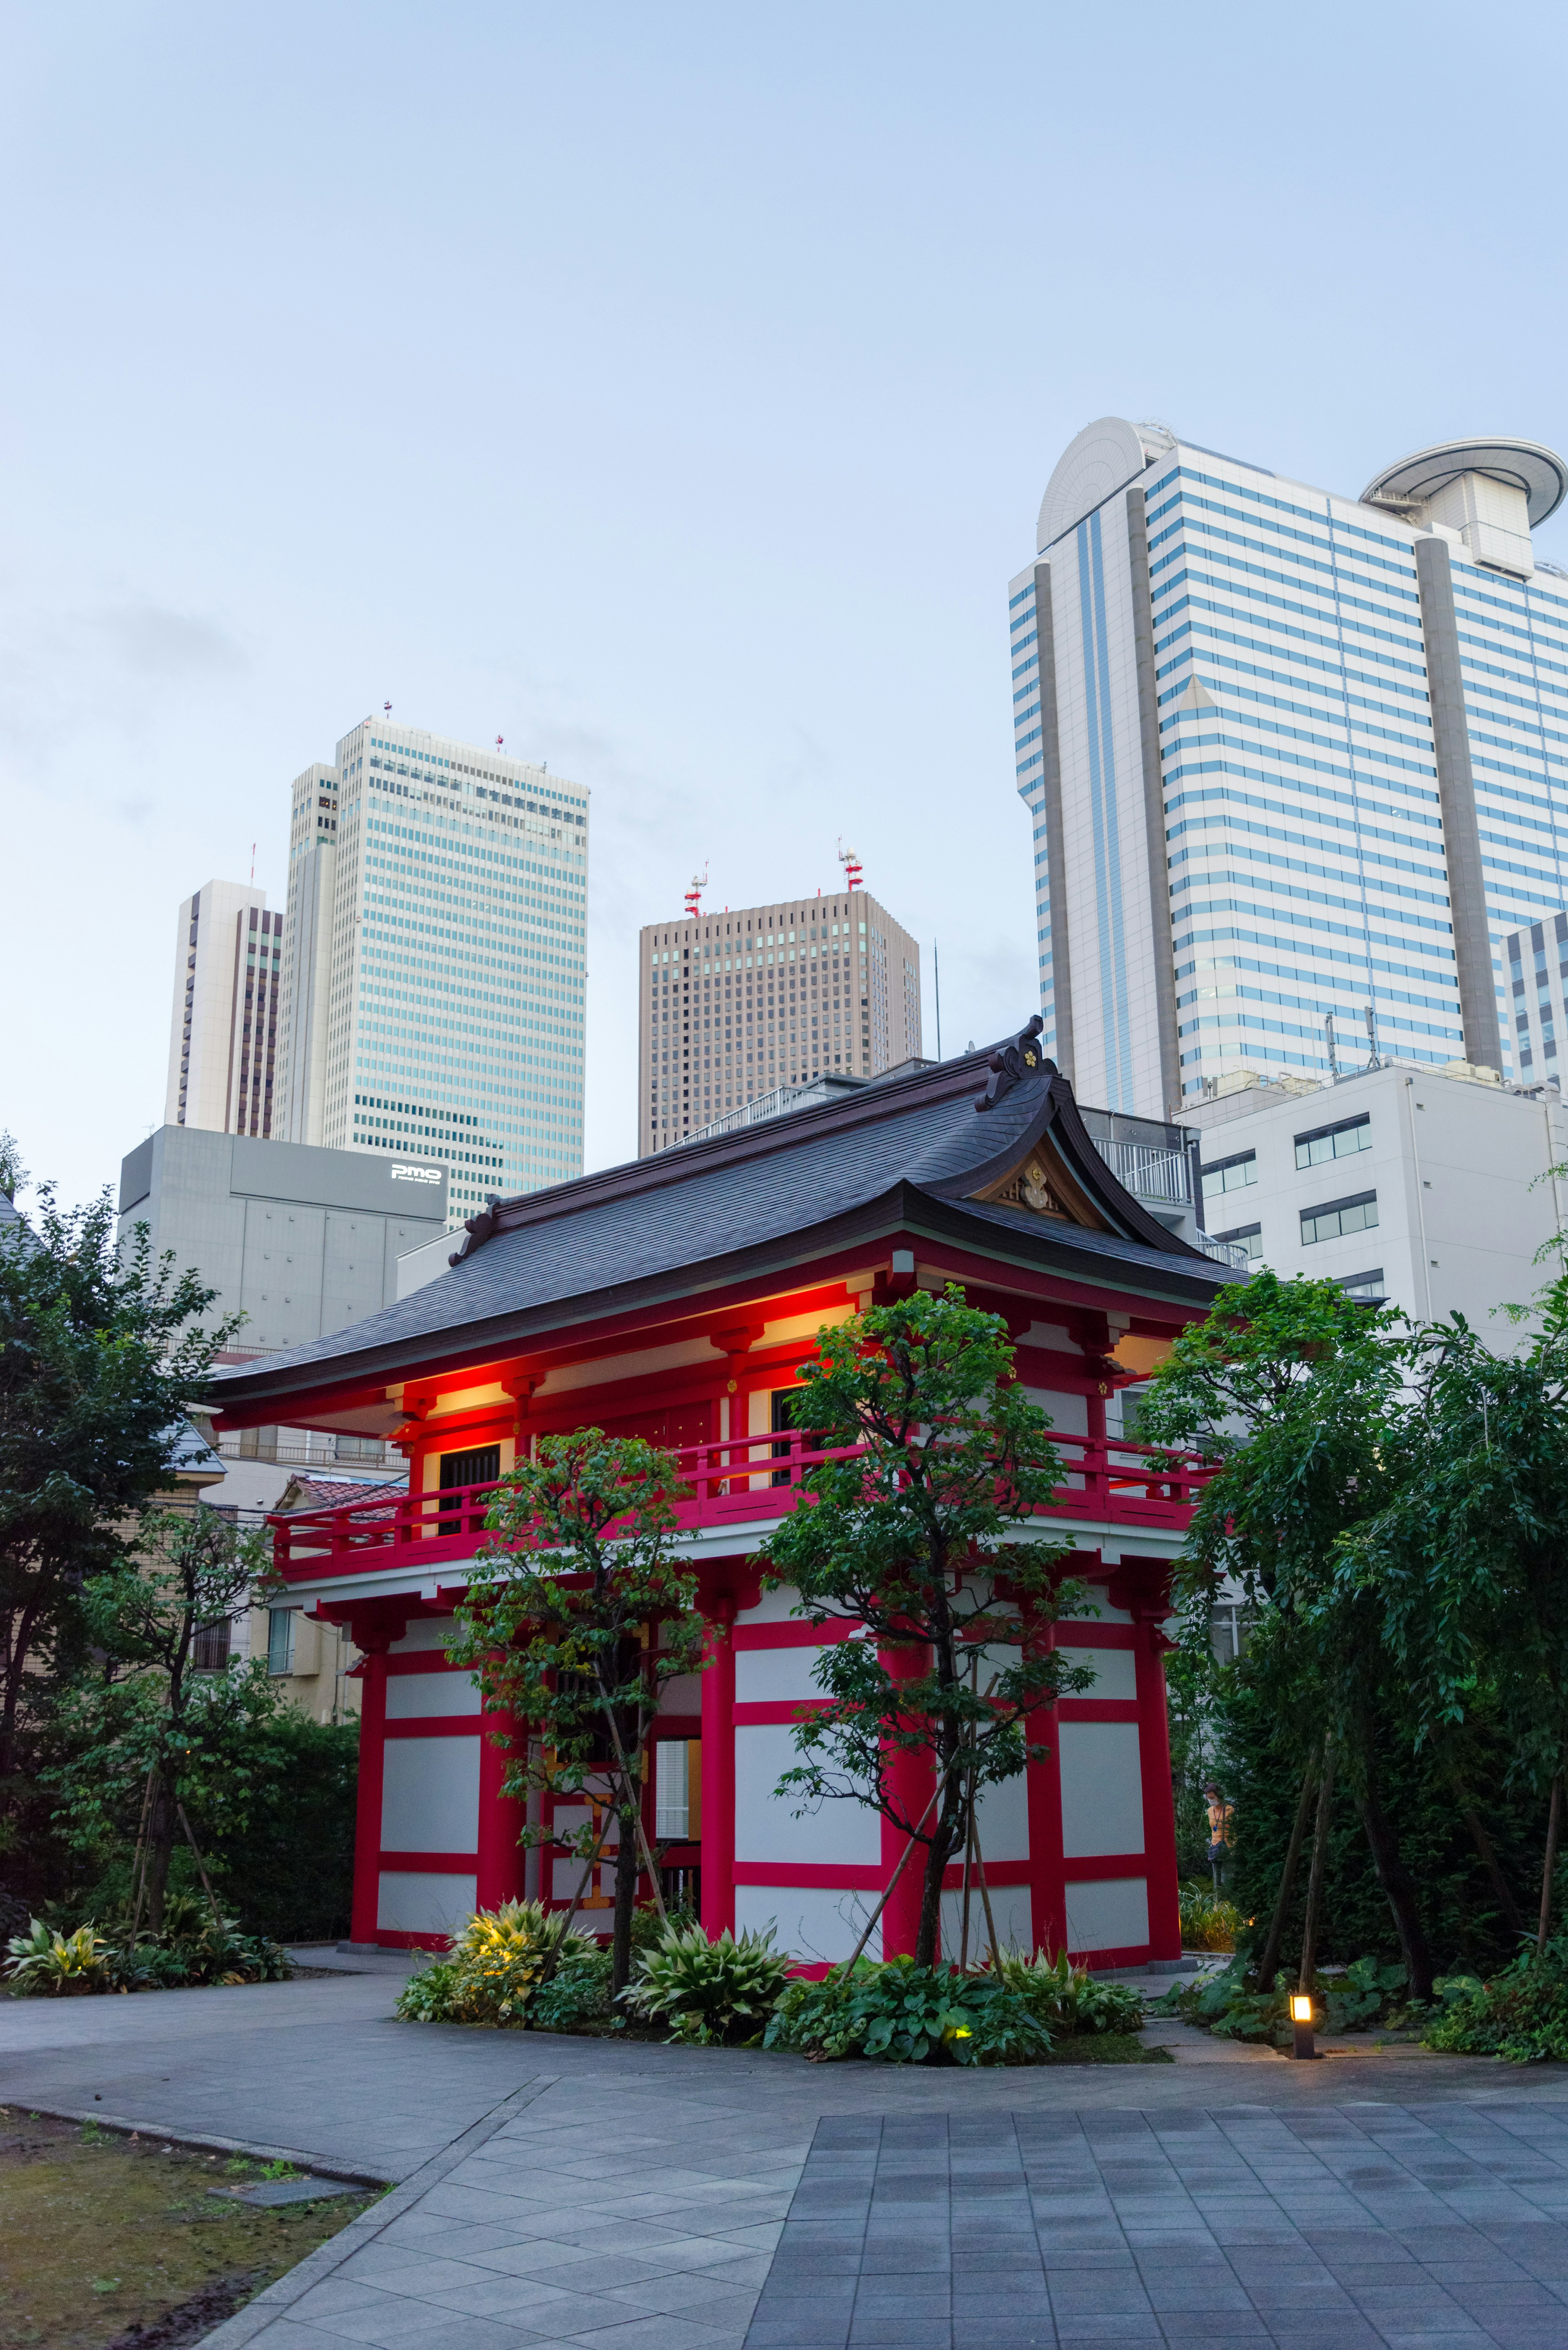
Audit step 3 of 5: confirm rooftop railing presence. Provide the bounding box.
[270,1427,1215,1582]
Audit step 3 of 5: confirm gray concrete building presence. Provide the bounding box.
[118,1126,447,1356]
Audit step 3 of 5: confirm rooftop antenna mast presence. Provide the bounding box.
[384,700,392,717]
[684,863,708,920]
[837,838,863,891]
[1364,1002,1381,1069]
[1325,1011,1340,1081]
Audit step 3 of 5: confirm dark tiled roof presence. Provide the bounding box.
[209,1040,1227,1414]
[275,1474,408,1515]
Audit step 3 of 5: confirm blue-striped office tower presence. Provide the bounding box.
[1011,419,1568,1115]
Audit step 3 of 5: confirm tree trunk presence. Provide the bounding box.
[610,1804,638,1995]
[1254,1749,1318,1991]
[1450,1777,1523,1937]
[144,1769,176,1936]
[1356,1747,1434,2002]
[1538,1774,1563,1957]
[914,1806,960,1970]
[1298,1747,1335,1991]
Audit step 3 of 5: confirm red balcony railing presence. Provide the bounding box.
[270,1428,1214,1584]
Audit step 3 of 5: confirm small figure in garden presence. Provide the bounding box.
[1205,1781,1234,1892]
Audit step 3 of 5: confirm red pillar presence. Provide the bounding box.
[1136,1615,1182,1962]
[700,1600,735,1937]
[880,1637,931,1961]
[476,1697,527,1912]
[350,1633,391,1945]
[1025,1609,1066,1959]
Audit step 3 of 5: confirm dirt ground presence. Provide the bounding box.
[0,2109,378,2350]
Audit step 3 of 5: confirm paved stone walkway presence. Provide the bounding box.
[748,2103,1568,2347]
[8,1970,1568,2349]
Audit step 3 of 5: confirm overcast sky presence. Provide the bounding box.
[4,0,1566,1209]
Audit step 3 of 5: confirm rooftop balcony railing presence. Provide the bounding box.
[270,1427,1215,1583]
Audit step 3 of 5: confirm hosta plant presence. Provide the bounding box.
[989,1948,1145,2036]
[623,1922,792,2045]
[395,1899,606,2028]
[5,1920,113,1996]
[764,1956,1051,2065]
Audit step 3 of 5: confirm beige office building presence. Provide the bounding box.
[165,878,281,1137]
[637,889,922,1155]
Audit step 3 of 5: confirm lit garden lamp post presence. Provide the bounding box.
[1290,1992,1319,2060]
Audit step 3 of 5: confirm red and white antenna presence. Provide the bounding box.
[684,863,708,919]
[383,700,392,717]
[837,838,863,891]
[496,734,504,750]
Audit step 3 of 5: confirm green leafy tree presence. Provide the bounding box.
[45,1506,275,1931]
[448,1429,706,1996]
[1138,1268,1439,1997]
[0,1183,237,1877]
[1336,1277,1568,1948]
[753,1287,1089,1971]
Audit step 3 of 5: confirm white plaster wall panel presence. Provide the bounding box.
[1065,1877,1149,1953]
[1056,1646,1138,1700]
[385,1672,481,1719]
[1022,1386,1089,1436]
[380,1736,481,1855]
[389,1619,455,1653]
[377,1871,477,1935]
[735,1884,881,1965]
[1058,1721,1145,1857]
[656,1673,705,1715]
[736,1583,805,1626]
[971,1768,1029,1863]
[940,1881,1032,1958]
[1059,1603,1134,1628]
[736,1645,832,1704]
[733,1724,880,1864]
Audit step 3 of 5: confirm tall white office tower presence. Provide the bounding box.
[1012,420,1568,1116]
[165,878,280,1135]
[274,718,588,1226]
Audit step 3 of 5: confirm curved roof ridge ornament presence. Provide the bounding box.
[977,1015,1048,1113]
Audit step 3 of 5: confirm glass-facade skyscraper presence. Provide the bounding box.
[1011,420,1568,1115]
[275,718,588,1224]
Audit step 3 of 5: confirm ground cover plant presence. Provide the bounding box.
[1160,1953,1418,2048]
[0,2106,375,2350]
[396,1897,611,2029]
[1178,1880,1246,1952]
[622,1920,791,2044]
[1423,1939,1568,2063]
[4,1896,288,1996]
[764,1955,1052,2065]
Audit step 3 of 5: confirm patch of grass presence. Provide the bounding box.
[1038,2031,1174,2065]
[0,2107,375,2350]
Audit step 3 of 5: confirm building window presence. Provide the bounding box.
[1336,1268,1386,1300]
[267,1607,298,1676]
[1201,1150,1257,1201]
[655,1739,690,1839]
[1301,1191,1378,1245]
[192,1620,230,1674]
[1213,1222,1264,1264]
[1294,1113,1371,1170]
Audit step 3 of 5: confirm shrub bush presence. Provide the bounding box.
[764,1957,1051,2065]
[988,1948,1145,2036]
[394,1899,608,2029]
[1424,1944,1568,2063]
[623,1922,792,2045]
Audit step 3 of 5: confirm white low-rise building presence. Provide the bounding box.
[1181,1063,1568,1333]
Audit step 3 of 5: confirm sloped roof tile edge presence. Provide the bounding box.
[207,1180,1225,1415]
[447,1048,1002,1261]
